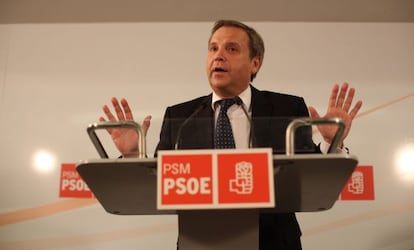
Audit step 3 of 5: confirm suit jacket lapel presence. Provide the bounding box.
[194,95,214,149]
[180,95,214,149]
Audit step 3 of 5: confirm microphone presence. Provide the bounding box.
[174,100,209,150]
[234,96,255,148]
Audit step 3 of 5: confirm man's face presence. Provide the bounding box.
[206,26,261,98]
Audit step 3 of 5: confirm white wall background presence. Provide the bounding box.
[0,22,413,249]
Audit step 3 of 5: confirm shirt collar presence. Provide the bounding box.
[211,85,252,111]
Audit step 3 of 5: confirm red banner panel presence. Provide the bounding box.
[59,163,93,198]
[340,165,375,200]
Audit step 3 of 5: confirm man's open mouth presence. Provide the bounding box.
[213,67,227,72]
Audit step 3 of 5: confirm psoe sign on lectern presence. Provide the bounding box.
[157,148,275,210]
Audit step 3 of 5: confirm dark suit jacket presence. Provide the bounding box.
[155,85,317,250]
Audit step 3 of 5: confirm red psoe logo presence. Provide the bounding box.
[59,163,93,198]
[340,165,375,200]
[217,153,272,204]
[157,149,274,210]
[160,154,213,205]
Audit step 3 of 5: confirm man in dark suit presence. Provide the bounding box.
[101,20,362,250]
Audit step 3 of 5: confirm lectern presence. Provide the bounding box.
[77,118,358,250]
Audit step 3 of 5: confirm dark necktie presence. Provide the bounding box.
[214,99,236,149]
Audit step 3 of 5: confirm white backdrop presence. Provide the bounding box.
[0,22,413,250]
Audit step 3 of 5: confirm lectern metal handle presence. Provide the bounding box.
[285,117,345,155]
[87,121,146,159]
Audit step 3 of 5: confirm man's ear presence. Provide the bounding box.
[251,57,262,75]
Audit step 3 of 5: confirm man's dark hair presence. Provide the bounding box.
[209,20,265,81]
